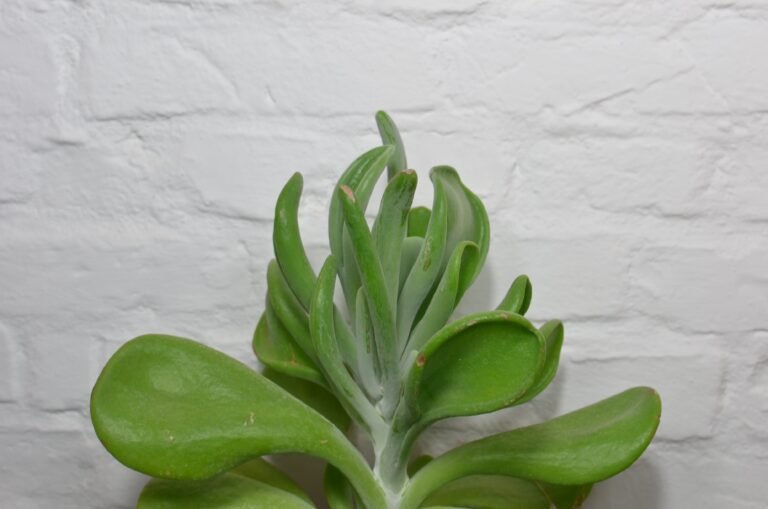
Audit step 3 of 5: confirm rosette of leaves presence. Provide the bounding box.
[91,112,662,509]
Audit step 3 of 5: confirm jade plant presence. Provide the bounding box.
[91,112,662,509]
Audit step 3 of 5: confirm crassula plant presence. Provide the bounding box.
[91,112,662,509]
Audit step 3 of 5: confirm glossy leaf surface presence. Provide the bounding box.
[517,320,564,405]
[497,275,533,316]
[408,311,545,424]
[402,387,661,509]
[91,334,385,508]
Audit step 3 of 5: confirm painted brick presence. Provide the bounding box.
[2,1,768,508]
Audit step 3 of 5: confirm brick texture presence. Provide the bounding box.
[1,1,767,508]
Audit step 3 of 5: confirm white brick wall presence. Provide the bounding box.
[1,1,767,508]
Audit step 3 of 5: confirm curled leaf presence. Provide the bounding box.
[497,275,533,316]
[91,334,386,508]
[401,387,662,509]
[375,110,407,181]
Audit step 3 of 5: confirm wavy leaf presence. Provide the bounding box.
[273,173,316,310]
[401,387,662,509]
[408,241,481,353]
[517,320,564,405]
[403,311,544,426]
[375,110,407,180]
[397,179,448,352]
[497,275,533,316]
[91,334,386,509]
[429,166,490,282]
[372,170,418,304]
[311,256,384,435]
[328,146,394,314]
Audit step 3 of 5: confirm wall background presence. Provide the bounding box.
[2,1,767,508]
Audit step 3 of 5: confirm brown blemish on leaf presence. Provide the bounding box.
[416,354,426,367]
[340,184,355,203]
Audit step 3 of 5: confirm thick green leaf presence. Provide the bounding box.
[408,241,481,353]
[137,473,314,509]
[401,387,662,509]
[91,334,386,509]
[429,166,490,281]
[375,111,408,180]
[261,368,349,432]
[497,275,533,316]
[406,311,545,425]
[252,305,325,389]
[311,256,384,436]
[397,178,449,352]
[353,287,380,400]
[273,172,316,310]
[517,320,564,405]
[372,170,418,304]
[399,236,424,292]
[266,260,313,360]
[328,146,394,314]
[407,207,431,238]
[324,465,354,509]
[232,458,310,503]
[421,475,549,509]
[338,186,398,410]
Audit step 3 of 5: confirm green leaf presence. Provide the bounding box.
[338,186,398,410]
[311,256,384,435]
[252,305,326,389]
[407,455,433,477]
[231,458,311,503]
[375,111,408,180]
[399,236,424,292]
[421,475,549,509]
[517,320,564,405]
[429,166,490,282]
[497,275,533,316]
[397,178,449,352]
[408,241,481,353]
[328,145,394,313]
[402,311,544,426]
[273,172,316,310]
[536,481,592,509]
[407,207,431,238]
[91,334,386,509]
[401,387,662,509]
[136,473,315,509]
[372,170,418,304]
[266,260,313,360]
[324,465,354,509]
[261,368,350,432]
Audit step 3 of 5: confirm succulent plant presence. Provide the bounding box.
[91,112,662,509]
